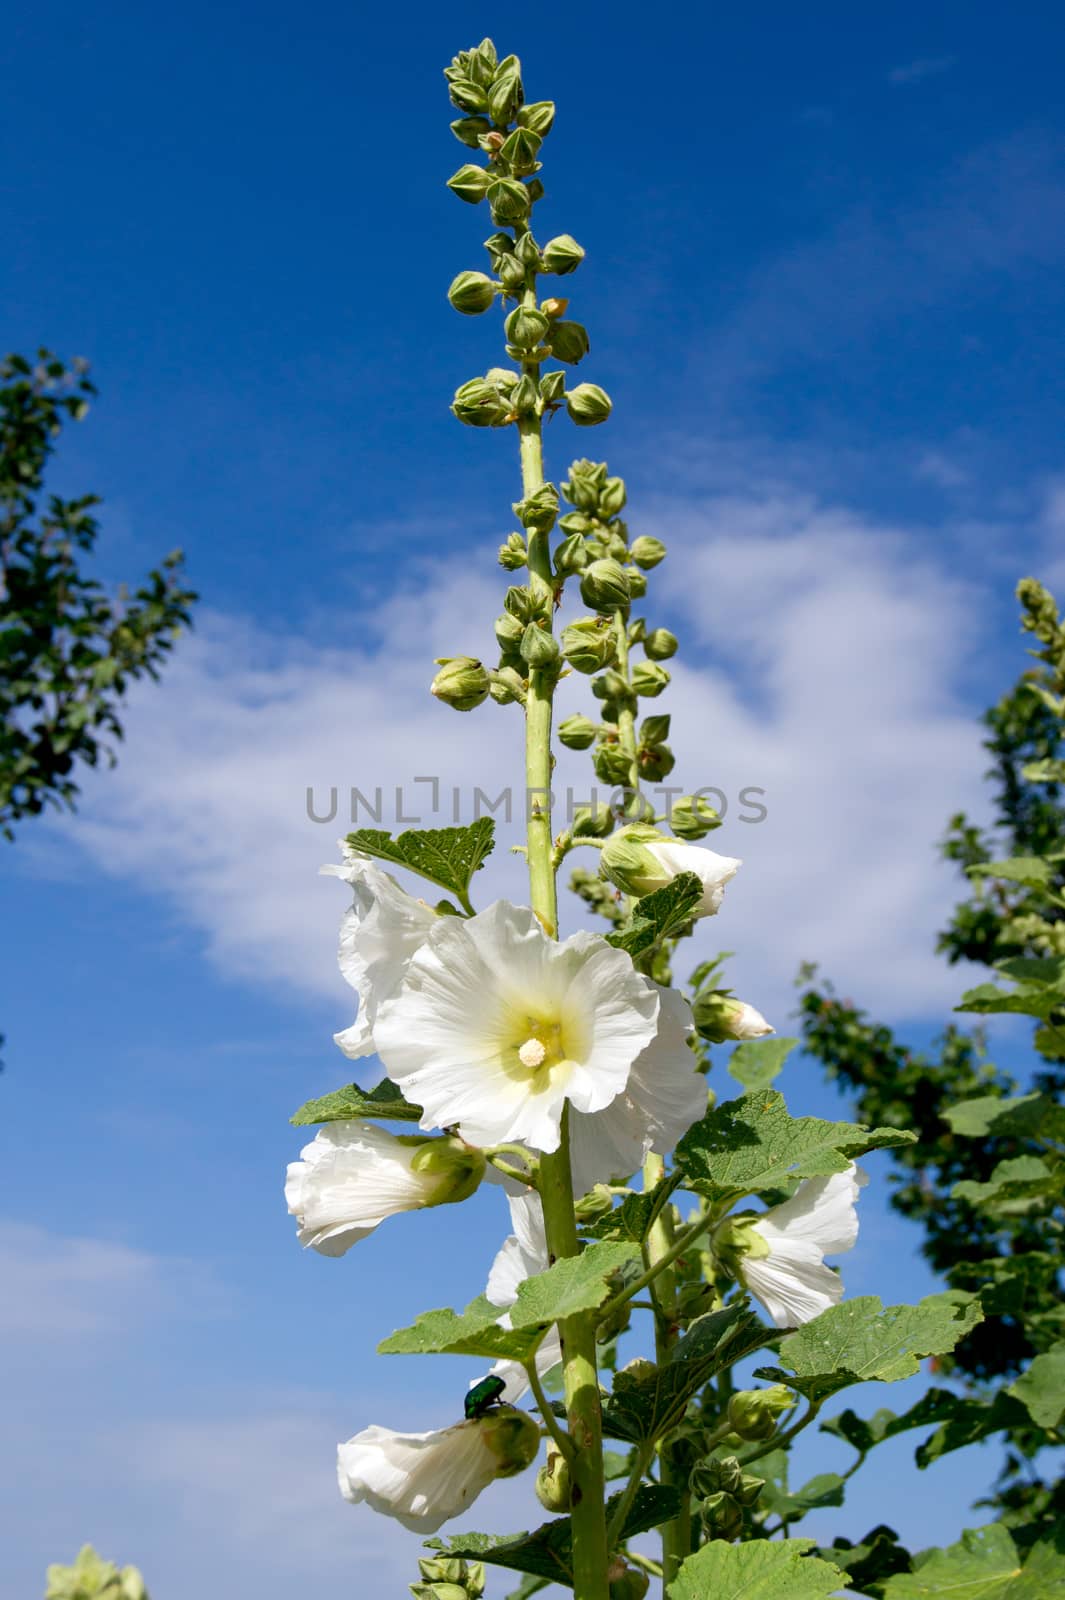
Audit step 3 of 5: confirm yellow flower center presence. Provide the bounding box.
[508,1016,577,1086]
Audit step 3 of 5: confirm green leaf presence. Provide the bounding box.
[670,1537,846,1600]
[378,1294,542,1363]
[606,872,704,956]
[881,1523,1064,1599]
[602,1305,769,1443]
[1008,1342,1065,1428]
[968,855,1053,889]
[755,1293,983,1402]
[345,819,495,905]
[503,1578,549,1600]
[952,1156,1057,1210]
[430,1486,683,1588]
[943,1092,1065,1143]
[508,1242,640,1329]
[676,1090,915,1198]
[954,981,1062,1021]
[759,1471,845,1521]
[581,1187,667,1244]
[290,1078,423,1126]
[816,1527,913,1594]
[728,1037,799,1091]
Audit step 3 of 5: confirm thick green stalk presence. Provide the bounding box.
[517,259,610,1600]
[613,611,638,790]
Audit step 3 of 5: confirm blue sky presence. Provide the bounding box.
[3,3,1065,1594]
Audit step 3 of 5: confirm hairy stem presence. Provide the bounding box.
[517,244,610,1600]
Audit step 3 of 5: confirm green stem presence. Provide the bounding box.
[525,1355,574,1463]
[606,1439,656,1549]
[643,1152,689,1591]
[517,245,610,1600]
[613,610,639,793]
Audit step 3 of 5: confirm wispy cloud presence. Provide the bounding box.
[888,55,956,87]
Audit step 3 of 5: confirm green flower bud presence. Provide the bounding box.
[495,611,525,651]
[562,458,605,509]
[594,743,635,785]
[481,1405,541,1477]
[548,320,590,365]
[515,231,542,266]
[417,1557,466,1584]
[540,370,566,405]
[452,377,512,428]
[489,666,526,705]
[580,557,630,612]
[483,230,513,263]
[527,177,545,203]
[517,100,556,137]
[535,1449,571,1512]
[567,383,613,427]
[638,743,675,781]
[593,668,630,702]
[451,116,493,149]
[670,794,721,838]
[520,622,560,668]
[619,1357,657,1383]
[692,992,773,1044]
[498,254,527,292]
[487,178,530,224]
[609,1568,650,1600]
[510,374,539,416]
[599,822,677,896]
[448,79,490,115]
[594,480,623,520]
[625,569,646,598]
[488,64,524,125]
[643,627,678,661]
[498,532,528,571]
[486,366,519,390]
[499,127,542,175]
[574,1183,614,1222]
[561,617,615,672]
[504,585,535,622]
[447,164,491,204]
[632,661,670,697]
[448,271,497,315]
[697,1490,744,1541]
[46,1548,149,1600]
[505,305,551,351]
[553,532,589,575]
[542,233,586,275]
[727,1385,796,1442]
[513,483,559,535]
[630,535,666,569]
[430,656,490,711]
[558,510,592,534]
[469,37,498,82]
[572,801,615,838]
[559,713,598,750]
[412,1585,467,1600]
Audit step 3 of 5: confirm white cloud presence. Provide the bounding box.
[40,481,993,1027]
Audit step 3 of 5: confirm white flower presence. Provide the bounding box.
[600,826,741,919]
[337,1408,540,1532]
[568,985,707,1192]
[726,1000,773,1039]
[693,992,774,1044]
[372,900,661,1152]
[322,852,437,1059]
[735,1165,867,1328]
[482,1190,562,1402]
[285,1120,484,1256]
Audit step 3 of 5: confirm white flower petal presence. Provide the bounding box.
[337,1421,498,1532]
[489,1329,564,1403]
[645,841,742,917]
[285,1120,440,1256]
[741,1238,844,1328]
[373,901,660,1152]
[757,1165,867,1255]
[323,855,437,1059]
[481,1191,559,1402]
[740,1163,866,1327]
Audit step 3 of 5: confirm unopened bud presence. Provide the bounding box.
[572,802,615,838]
[520,622,560,668]
[451,116,492,149]
[579,557,630,612]
[488,65,524,126]
[448,271,497,315]
[567,383,613,427]
[626,568,648,598]
[630,536,666,569]
[670,794,721,838]
[452,377,511,428]
[540,370,566,405]
[574,1183,614,1222]
[505,305,550,351]
[481,1405,541,1477]
[514,482,559,533]
[697,1489,744,1540]
[541,296,568,318]
[692,993,773,1044]
[535,1449,571,1511]
[548,321,590,365]
[542,234,586,275]
[499,127,542,175]
[553,532,590,575]
[448,79,490,116]
[594,744,635,785]
[487,178,531,224]
[489,666,526,705]
[447,164,491,204]
[592,668,630,702]
[499,254,527,291]
[727,1385,796,1442]
[559,714,598,750]
[431,657,490,712]
[610,1568,650,1600]
[517,99,556,137]
[498,532,528,571]
[632,661,669,697]
[643,627,678,661]
[561,616,616,672]
[638,743,675,781]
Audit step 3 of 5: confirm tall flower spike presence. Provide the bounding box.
[322,851,438,1058]
[285,1121,485,1256]
[371,899,660,1151]
[337,1408,541,1532]
[720,1165,867,1328]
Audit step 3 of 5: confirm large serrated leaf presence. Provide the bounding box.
[602,1305,769,1443]
[675,1090,915,1197]
[606,872,703,957]
[728,1037,799,1091]
[881,1523,1065,1599]
[345,819,495,905]
[508,1242,640,1329]
[290,1078,423,1126]
[944,1092,1065,1143]
[378,1294,543,1363]
[670,1537,846,1600]
[581,1187,669,1244]
[755,1292,983,1402]
[429,1486,683,1588]
[1008,1343,1065,1429]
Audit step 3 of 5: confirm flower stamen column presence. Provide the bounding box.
[517,234,610,1600]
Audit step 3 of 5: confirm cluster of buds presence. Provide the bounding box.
[444,40,612,436]
[689,1455,766,1542]
[410,1556,486,1600]
[46,1547,148,1600]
